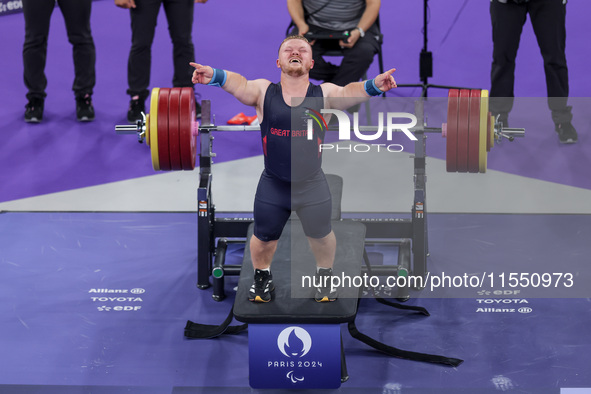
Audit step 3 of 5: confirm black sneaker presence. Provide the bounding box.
[76,94,95,122]
[127,98,145,124]
[249,269,274,303]
[24,98,44,123]
[555,122,578,144]
[314,267,338,302]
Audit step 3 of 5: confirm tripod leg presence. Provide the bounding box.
[340,333,349,383]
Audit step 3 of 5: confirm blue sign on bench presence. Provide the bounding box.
[249,324,341,389]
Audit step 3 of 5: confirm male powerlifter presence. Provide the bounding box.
[190,35,397,302]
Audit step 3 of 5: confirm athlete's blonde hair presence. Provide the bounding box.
[278,35,311,54]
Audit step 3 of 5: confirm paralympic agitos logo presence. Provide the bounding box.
[306,108,418,153]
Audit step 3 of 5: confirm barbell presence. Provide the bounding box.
[115,87,524,173]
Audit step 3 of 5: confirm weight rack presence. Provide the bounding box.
[196,99,433,301]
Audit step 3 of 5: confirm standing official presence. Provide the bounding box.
[490,0,577,144]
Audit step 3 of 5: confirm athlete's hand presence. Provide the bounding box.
[374,68,397,92]
[190,62,214,85]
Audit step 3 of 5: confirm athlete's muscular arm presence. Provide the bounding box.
[190,62,270,112]
[321,68,397,110]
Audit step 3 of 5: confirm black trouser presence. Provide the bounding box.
[307,24,380,86]
[22,0,96,101]
[490,0,571,124]
[127,0,195,100]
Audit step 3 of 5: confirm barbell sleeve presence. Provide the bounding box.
[115,124,141,134]
[500,128,525,138]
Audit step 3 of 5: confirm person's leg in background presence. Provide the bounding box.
[22,0,56,122]
[529,0,577,143]
[309,40,340,83]
[59,0,97,121]
[163,0,201,116]
[313,27,379,115]
[330,32,379,87]
[489,0,528,127]
[127,0,161,123]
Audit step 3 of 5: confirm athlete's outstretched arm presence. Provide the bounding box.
[322,68,397,110]
[190,62,270,108]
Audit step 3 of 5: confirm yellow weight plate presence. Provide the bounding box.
[467,89,481,173]
[150,88,160,171]
[489,114,494,151]
[145,113,150,147]
[479,90,488,173]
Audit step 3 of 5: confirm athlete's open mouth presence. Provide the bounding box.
[289,58,302,64]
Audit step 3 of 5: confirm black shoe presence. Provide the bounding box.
[249,269,274,303]
[555,122,578,144]
[76,94,95,122]
[314,267,338,302]
[127,98,145,124]
[24,98,44,123]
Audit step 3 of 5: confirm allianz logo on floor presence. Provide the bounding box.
[88,288,145,312]
[475,298,533,314]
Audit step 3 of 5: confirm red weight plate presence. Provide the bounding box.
[168,88,182,170]
[456,89,471,173]
[467,89,481,173]
[445,89,459,172]
[157,88,171,171]
[179,88,197,170]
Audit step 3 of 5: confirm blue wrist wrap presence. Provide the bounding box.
[208,68,227,87]
[364,79,383,96]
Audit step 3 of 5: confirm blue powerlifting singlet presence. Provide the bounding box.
[260,82,325,182]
